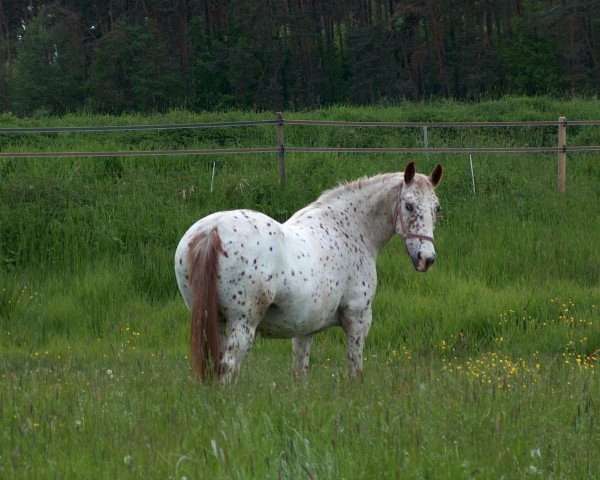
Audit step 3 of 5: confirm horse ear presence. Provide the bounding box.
[404,162,416,184]
[430,164,443,187]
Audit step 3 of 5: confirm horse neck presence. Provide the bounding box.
[323,174,402,253]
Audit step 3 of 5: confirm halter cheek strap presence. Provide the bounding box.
[395,201,435,244]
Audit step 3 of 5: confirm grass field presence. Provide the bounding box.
[1,96,600,478]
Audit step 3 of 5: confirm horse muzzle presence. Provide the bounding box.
[412,251,436,272]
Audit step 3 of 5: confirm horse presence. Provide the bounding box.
[175,161,443,383]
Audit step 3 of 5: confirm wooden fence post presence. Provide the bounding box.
[276,112,286,186]
[558,116,567,193]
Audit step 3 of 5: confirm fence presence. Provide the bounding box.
[2,114,600,192]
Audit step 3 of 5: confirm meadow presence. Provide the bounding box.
[1,96,600,479]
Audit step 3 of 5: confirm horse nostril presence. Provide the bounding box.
[425,256,435,269]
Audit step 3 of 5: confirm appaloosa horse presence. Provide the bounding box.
[175,162,443,382]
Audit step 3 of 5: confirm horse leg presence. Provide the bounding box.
[340,308,373,380]
[219,319,258,383]
[218,317,228,364]
[291,334,313,383]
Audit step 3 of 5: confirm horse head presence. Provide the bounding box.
[396,162,443,272]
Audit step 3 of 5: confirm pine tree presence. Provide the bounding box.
[9,5,85,115]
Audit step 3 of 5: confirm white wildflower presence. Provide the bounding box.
[527,465,540,475]
[530,447,541,458]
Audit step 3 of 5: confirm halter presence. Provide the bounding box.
[395,201,435,244]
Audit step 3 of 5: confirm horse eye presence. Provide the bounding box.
[405,202,414,212]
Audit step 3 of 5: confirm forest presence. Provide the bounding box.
[0,0,599,115]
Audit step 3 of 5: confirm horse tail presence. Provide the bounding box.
[187,227,223,381]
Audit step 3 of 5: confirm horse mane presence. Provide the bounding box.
[287,173,403,221]
[188,228,223,381]
[314,172,402,206]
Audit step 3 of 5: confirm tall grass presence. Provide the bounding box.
[2,345,599,479]
[1,97,599,478]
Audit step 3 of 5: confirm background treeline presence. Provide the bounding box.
[0,0,599,115]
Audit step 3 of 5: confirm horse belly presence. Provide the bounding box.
[257,284,342,338]
[256,230,348,338]
[258,305,339,338]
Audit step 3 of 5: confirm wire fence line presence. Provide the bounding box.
[1,113,599,190]
[0,148,280,158]
[1,118,600,133]
[0,120,279,134]
[2,145,600,159]
[285,119,600,127]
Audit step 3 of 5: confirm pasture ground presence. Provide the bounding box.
[1,97,600,478]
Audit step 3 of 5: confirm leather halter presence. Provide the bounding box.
[395,201,435,244]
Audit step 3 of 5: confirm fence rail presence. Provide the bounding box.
[2,114,600,191]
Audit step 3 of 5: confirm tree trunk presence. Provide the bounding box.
[427,0,450,97]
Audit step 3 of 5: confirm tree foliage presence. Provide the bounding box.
[88,20,183,113]
[8,5,85,115]
[0,0,598,115]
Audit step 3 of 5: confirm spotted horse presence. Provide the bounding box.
[175,162,443,383]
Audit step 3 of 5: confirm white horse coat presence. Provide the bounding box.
[175,162,442,382]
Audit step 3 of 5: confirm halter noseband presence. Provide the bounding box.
[395,201,435,244]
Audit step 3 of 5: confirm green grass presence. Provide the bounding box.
[1,96,600,478]
[3,347,598,479]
